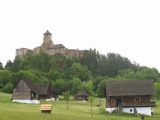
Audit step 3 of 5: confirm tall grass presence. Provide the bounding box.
[0,92,160,120]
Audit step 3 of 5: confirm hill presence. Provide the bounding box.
[0,50,160,99]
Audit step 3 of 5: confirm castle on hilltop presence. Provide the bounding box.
[16,30,84,58]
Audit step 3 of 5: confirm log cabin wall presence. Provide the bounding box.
[123,96,151,104]
[107,95,152,107]
[38,94,47,100]
[140,96,151,103]
[12,91,31,99]
[12,80,31,100]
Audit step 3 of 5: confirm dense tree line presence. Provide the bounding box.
[0,50,160,99]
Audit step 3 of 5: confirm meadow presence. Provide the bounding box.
[0,92,160,120]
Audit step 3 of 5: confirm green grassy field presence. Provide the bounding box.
[0,92,160,120]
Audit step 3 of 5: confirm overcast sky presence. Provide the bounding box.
[0,0,160,71]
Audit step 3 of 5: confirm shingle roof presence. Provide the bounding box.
[23,79,38,92]
[53,44,65,49]
[106,80,155,96]
[22,79,53,95]
[35,84,49,94]
[76,91,89,97]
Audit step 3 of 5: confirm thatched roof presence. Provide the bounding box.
[106,80,155,97]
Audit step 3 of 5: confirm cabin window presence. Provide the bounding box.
[134,97,141,102]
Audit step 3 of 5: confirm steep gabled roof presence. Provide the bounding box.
[22,79,37,92]
[21,79,53,95]
[106,80,155,97]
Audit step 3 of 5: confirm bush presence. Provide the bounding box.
[99,107,106,114]
[1,83,13,93]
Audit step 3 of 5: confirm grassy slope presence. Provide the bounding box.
[0,92,160,120]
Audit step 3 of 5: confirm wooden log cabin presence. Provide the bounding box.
[106,80,155,116]
[12,79,57,104]
[74,91,89,101]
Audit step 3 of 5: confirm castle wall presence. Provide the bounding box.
[34,46,41,54]
[65,49,84,58]
[47,48,66,56]
[16,48,33,57]
[16,31,84,58]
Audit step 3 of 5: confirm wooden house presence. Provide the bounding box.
[74,91,89,101]
[106,80,155,116]
[12,79,57,104]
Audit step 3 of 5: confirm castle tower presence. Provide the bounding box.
[42,30,54,49]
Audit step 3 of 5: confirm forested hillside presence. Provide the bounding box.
[0,49,160,98]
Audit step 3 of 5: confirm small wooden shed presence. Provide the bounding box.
[74,91,89,101]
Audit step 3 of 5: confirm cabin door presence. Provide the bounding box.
[110,99,116,107]
[116,98,122,107]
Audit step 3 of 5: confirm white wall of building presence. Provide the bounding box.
[106,108,116,113]
[122,107,152,116]
[12,100,40,104]
[106,107,153,116]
